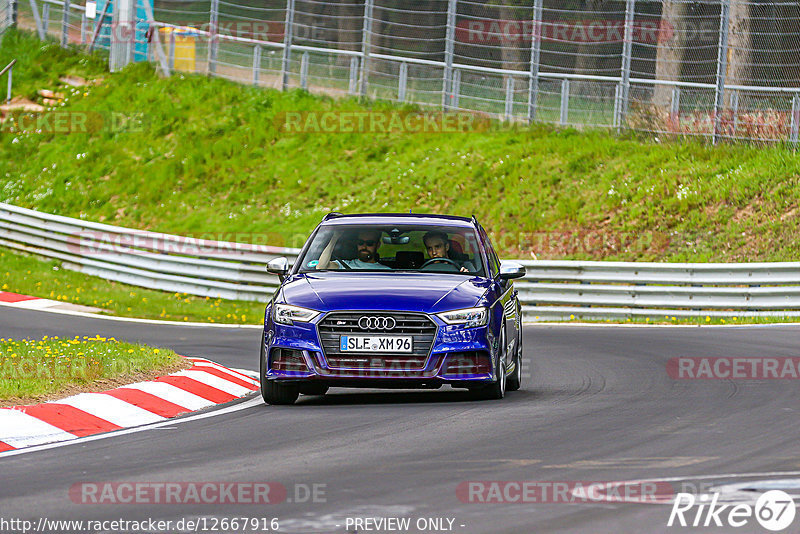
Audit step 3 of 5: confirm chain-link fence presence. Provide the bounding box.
[0,0,13,37]
[10,0,800,144]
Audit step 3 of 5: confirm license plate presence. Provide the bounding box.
[340,335,413,353]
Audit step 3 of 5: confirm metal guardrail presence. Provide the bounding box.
[2,203,800,320]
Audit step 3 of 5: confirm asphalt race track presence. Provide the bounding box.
[2,308,800,533]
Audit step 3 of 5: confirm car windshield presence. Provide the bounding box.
[297,224,486,276]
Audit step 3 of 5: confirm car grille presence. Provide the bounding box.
[317,311,437,371]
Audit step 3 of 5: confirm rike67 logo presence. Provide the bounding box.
[668,490,796,531]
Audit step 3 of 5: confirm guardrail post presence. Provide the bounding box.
[281,0,295,90]
[670,87,681,131]
[504,76,514,121]
[359,0,373,97]
[300,50,309,90]
[252,45,261,86]
[348,55,358,94]
[713,0,730,144]
[398,61,407,102]
[60,0,70,47]
[527,0,543,122]
[208,0,219,75]
[791,94,800,147]
[560,78,569,125]
[451,68,460,109]
[617,0,635,131]
[442,0,456,110]
[730,89,739,135]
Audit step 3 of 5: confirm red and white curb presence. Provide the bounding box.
[0,357,260,452]
[0,291,102,313]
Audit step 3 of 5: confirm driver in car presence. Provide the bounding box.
[422,230,475,273]
[316,229,391,270]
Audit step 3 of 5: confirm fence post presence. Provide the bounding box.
[617,0,635,131]
[80,11,86,43]
[504,76,514,121]
[730,89,739,136]
[252,45,261,86]
[42,2,48,34]
[527,0,543,122]
[791,94,800,147]
[398,61,407,102]
[612,83,620,128]
[670,87,680,131]
[109,0,134,72]
[300,50,309,90]
[60,0,70,47]
[560,78,569,125]
[442,0,456,110]
[451,67,460,109]
[281,0,295,90]
[28,0,45,40]
[6,64,12,103]
[348,55,358,94]
[168,29,175,71]
[10,0,17,27]
[359,0,373,97]
[713,0,730,144]
[208,0,219,75]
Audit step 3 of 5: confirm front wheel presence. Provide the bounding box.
[507,328,522,392]
[260,333,299,405]
[471,328,506,400]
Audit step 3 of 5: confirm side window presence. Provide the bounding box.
[479,225,500,277]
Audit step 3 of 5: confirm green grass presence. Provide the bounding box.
[0,249,264,323]
[0,334,186,405]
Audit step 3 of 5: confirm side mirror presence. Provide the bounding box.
[499,261,526,280]
[267,257,289,281]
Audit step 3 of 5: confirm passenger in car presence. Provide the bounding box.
[317,229,391,270]
[422,231,476,273]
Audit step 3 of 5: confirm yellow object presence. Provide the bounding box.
[159,27,197,72]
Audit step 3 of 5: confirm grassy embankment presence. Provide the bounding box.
[1,29,800,324]
[0,335,187,406]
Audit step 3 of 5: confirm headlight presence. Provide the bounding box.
[273,303,320,325]
[437,306,489,327]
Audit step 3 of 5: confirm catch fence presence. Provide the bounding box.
[4,0,800,143]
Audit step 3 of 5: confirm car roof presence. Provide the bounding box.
[320,213,476,228]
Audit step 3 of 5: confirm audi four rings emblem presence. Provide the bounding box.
[359,316,396,330]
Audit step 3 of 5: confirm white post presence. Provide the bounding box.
[442,0,456,109]
[713,0,730,144]
[208,0,219,74]
[527,0,543,122]
[359,0,373,96]
[281,0,295,90]
[60,0,70,47]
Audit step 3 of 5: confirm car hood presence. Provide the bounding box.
[279,272,491,314]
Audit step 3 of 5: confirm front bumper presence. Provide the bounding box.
[264,313,497,389]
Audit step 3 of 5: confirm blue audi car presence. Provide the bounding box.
[261,213,526,404]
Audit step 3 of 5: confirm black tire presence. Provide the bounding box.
[299,384,329,396]
[472,327,506,400]
[507,327,522,392]
[259,333,299,405]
